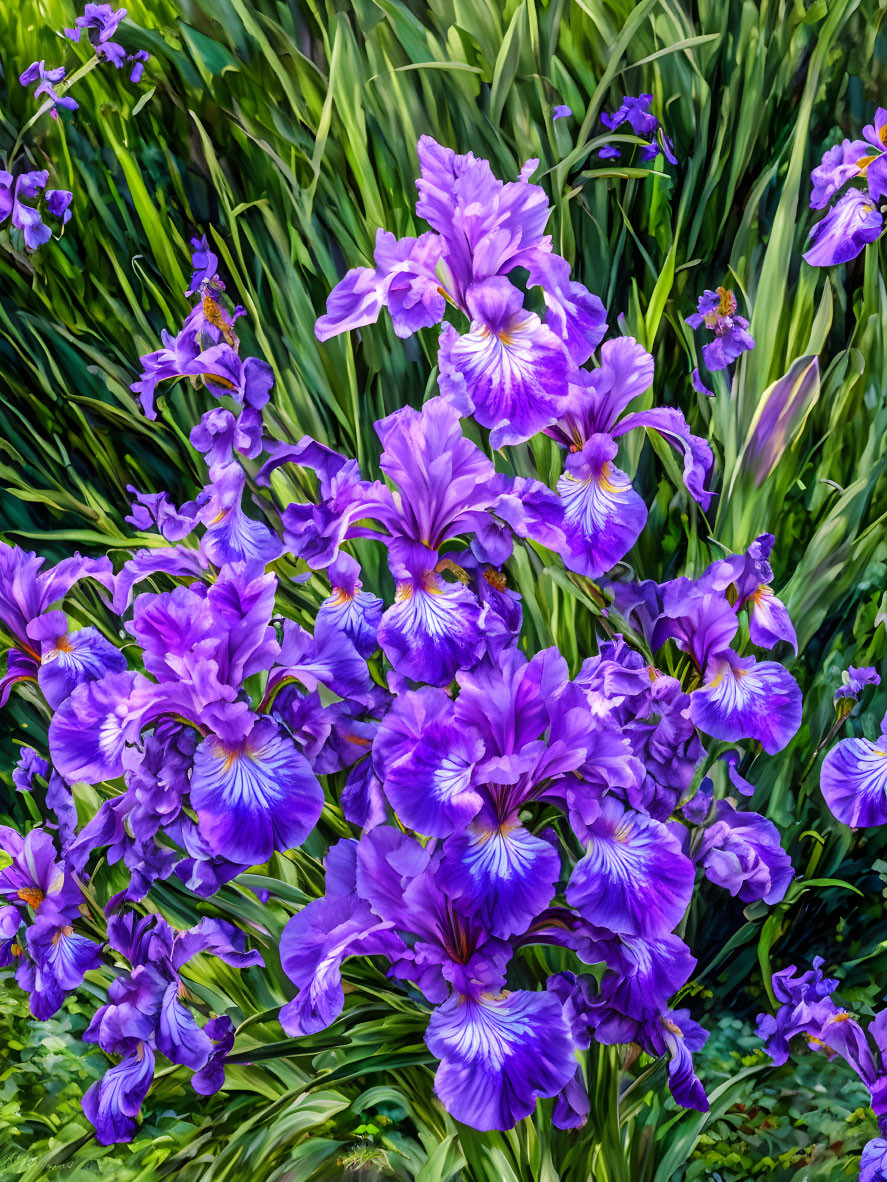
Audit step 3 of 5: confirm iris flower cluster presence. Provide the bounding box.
[6,5,148,256]
[0,142,806,1144]
[758,959,887,1180]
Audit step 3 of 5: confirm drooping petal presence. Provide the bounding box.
[157,982,213,1070]
[613,406,714,510]
[566,798,694,938]
[437,277,569,447]
[373,686,484,837]
[438,810,561,938]
[821,734,887,827]
[279,843,406,1035]
[425,989,576,1131]
[690,654,802,755]
[189,717,324,865]
[557,434,647,578]
[33,624,127,709]
[82,1043,155,1145]
[48,670,142,784]
[803,189,883,267]
[378,569,484,686]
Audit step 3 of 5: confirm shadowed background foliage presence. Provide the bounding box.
[3,0,887,1178]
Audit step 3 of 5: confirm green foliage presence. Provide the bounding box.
[5,0,887,1177]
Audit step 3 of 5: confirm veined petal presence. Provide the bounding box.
[438,811,561,938]
[425,989,575,1131]
[558,434,647,577]
[690,654,802,755]
[821,735,887,827]
[82,1043,155,1145]
[279,891,405,1035]
[35,626,127,709]
[189,717,323,864]
[48,670,142,784]
[157,982,213,1070]
[373,687,484,837]
[378,571,484,686]
[437,277,569,447]
[566,798,694,938]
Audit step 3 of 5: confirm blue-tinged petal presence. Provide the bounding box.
[378,570,484,686]
[279,890,405,1035]
[804,189,883,267]
[438,809,561,938]
[82,1043,155,1145]
[861,1137,887,1182]
[157,982,213,1070]
[690,654,802,755]
[437,277,569,447]
[48,670,142,784]
[425,989,575,1131]
[189,717,323,865]
[821,733,887,827]
[566,798,694,938]
[747,585,797,652]
[315,559,383,659]
[373,686,484,837]
[34,625,127,709]
[558,433,647,577]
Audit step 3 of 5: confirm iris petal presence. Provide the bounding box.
[378,573,484,686]
[558,434,647,577]
[821,735,887,827]
[690,655,802,755]
[438,813,561,938]
[189,718,323,865]
[425,989,575,1131]
[566,798,694,938]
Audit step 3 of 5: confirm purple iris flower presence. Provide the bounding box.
[65,4,129,68]
[820,710,887,827]
[686,287,755,373]
[279,830,576,1131]
[126,450,281,570]
[610,542,802,754]
[689,799,793,904]
[599,94,677,165]
[132,331,269,423]
[544,337,713,577]
[182,236,245,346]
[835,664,881,705]
[315,136,607,445]
[804,188,883,267]
[810,139,870,209]
[374,645,650,938]
[26,609,127,709]
[0,827,100,1019]
[48,566,373,868]
[19,62,78,117]
[82,911,262,1144]
[259,397,566,685]
[576,638,705,819]
[758,960,887,1134]
[0,543,114,705]
[548,971,708,1120]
